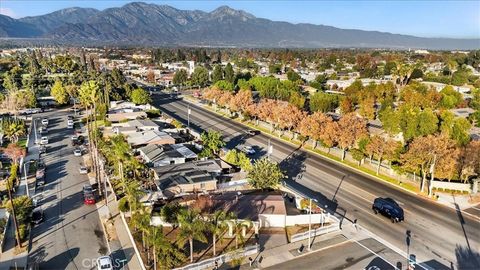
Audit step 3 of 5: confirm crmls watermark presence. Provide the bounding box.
[81,257,128,268]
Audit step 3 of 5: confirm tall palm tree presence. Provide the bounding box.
[176,208,208,263]
[209,210,235,256]
[130,208,151,250]
[124,179,144,213]
[148,226,186,270]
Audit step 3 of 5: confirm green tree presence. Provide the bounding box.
[224,63,235,83]
[213,80,234,92]
[130,88,151,105]
[173,69,188,86]
[190,66,209,87]
[211,65,224,83]
[309,92,339,113]
[200,130,225,158]
[208,210,234,256]
[247,157,284,189]
[440,111,471,146]
[350,148,365,166]
[176,208,208,263]
[439,85,462,109]
[149,225,186,269]
[287,69,301,82]
[224,149,252,171]
[50,79,69,105]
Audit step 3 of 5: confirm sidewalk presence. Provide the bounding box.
[0,118,39,269]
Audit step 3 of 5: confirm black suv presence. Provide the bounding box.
[372,197,404,223]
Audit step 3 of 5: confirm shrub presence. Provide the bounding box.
[118,197,129,212]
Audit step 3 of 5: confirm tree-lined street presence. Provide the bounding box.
[152,93,480,269]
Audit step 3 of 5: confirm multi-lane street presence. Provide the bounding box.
[28,110,109,269]
[152,93,480,269]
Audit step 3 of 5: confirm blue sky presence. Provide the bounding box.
[1,1,479,38]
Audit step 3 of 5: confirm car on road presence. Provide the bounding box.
[39,145,47,154]
[71,135,78,141]
[35,169,45,181]
[40,136,48,145]
[79,166,88,174]
[372,197,404,223]
[31,207,44,225]
[242,145,256,155]
[96,256,113,270]
[73,148,82,157]
[41,118,48,126]
[67,119,74,128]
[245,129,259,136]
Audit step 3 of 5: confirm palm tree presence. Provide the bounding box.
[148,226,186,270]
[209,210,235,256]
[130,208,151,251]
[176,208,208,263]
[4,120,26,143]
[124,179,144,213]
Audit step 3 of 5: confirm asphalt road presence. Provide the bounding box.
[28,110,109,270]
[152,93,480,269]
[265,238,408,270]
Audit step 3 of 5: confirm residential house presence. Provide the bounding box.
[153,159,225,197]
[126,119,159,131]
[126,130,175,147]
[139,144,197,167]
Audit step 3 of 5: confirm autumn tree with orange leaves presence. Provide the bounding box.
[336,113,368,160]
[2,143,26,165]
[366,136,400,175]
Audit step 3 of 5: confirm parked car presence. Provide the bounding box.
[32,194,43,207]
[39,145,47,154]
[372,197,404,223]
[71,135,78,141]
[96,256,113,270]
[79,166,88,174]
[41,118,48,126]
[245,129,259,136]
[67,115,74,120]
[40,136,48,145]
[73,148,82,157]
[38,126,48,134]
[31,207,44,225]
[84,193,96,205]
[83,184,93,195]
[35,169,45,180]
[242,145,256,155]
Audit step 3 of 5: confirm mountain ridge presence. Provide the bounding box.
[1,2,478,49]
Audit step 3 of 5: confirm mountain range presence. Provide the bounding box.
[0,2,478,49]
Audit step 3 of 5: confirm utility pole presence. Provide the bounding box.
[308,198,318,251]
[267,139,273,160]
[23,162,29,197]
[33,118,38,144]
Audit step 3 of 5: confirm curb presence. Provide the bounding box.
[181,96,480,219]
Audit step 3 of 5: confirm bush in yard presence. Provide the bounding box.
[247,157,284,190]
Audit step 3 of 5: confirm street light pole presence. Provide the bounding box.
[187,105,191,130]
[307,198,319,251]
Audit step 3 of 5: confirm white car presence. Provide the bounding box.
[79,166,88,174]
[40,136,48,145]
[41,118,48,126]
[242,145,256,155]
[73,148,82,157]
[96,256,113,270]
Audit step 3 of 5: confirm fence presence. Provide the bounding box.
[257,213,330,228]
[217,179,248,190]
[0,211,10,253]
[173,245,259,270]
[431,180,472,193]
[290,223,340,243]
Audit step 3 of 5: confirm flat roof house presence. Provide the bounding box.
[126,130,176,147]
[126,119,159,131]
[138,144,197,167]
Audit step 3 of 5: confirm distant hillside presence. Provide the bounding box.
[1,2,479,49]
